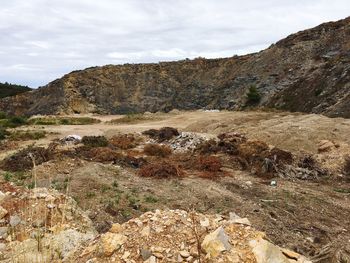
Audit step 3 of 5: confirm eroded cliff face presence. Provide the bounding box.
[1,17,349,117]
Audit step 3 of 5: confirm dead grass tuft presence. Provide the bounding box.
[344,155,350,179]
[144,144,172,157]
[139,162,184,178]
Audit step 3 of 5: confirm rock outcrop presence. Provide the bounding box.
[0,17,349,117]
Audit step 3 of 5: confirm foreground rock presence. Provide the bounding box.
[76,209,310,263]
[0,184,96,262]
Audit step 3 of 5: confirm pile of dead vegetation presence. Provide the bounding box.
[0,144,57,172]
[142,127,179,142]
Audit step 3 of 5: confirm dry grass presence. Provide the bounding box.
[9,130,46,141]
[143,143,172,157]
[139,162,184,178]
[344,156,350,180]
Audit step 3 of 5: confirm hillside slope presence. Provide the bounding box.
[0,17,349,117]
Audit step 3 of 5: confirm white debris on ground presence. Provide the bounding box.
[167,132,215,153]
[60,134,82,145]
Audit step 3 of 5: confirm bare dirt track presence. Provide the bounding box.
[1,110,350,262]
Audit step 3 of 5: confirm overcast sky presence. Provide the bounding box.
[1,0,349,88]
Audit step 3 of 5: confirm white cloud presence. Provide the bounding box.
[0,0,349,87]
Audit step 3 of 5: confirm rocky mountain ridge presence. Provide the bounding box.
[0,17,349,117]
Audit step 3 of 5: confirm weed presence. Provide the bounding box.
[101,185,111,193]
[86,192,96,198]
[27,181,35,189]
[112,181,119,188]
[143,143,172,157]
[3,172,12,181]
[144,195,158,203]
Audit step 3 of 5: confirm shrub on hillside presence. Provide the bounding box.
[246,85,261,105]
[143,143,172,157]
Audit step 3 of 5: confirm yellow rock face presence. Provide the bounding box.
[100,232,127,256]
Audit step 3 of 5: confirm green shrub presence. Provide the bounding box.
[9,130,46,141]
[29,117,100,125]
[246,85,261,105]
[0,127,9,140]
[0,112,7,119]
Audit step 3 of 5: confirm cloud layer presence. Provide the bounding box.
[1,0,349,87]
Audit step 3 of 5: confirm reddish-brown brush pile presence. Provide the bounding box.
[109,134,139,150]
[139,162,184,178]
[0,146,55,172]
[143,143,172,157]
[85,147,122,163]
[197,155,222,172]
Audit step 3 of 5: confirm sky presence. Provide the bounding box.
[1,0,349,88]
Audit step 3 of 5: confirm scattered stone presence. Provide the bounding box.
[179,250,190,258]
[201,226,231,257]
[141,248,152,260]
[109,223,122,234]
[9,215,21,227]
[100,232,127,256]
[0,206,8,219]
[318,140,335,152]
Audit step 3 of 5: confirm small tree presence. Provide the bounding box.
[246,85,261,105]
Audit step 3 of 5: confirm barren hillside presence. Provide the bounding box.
[0,17,349,117]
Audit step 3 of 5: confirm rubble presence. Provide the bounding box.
[0,183,96,262]
[168,132,213,153]
[75,209,310,262]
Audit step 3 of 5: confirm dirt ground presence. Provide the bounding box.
[1,110,350,261]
